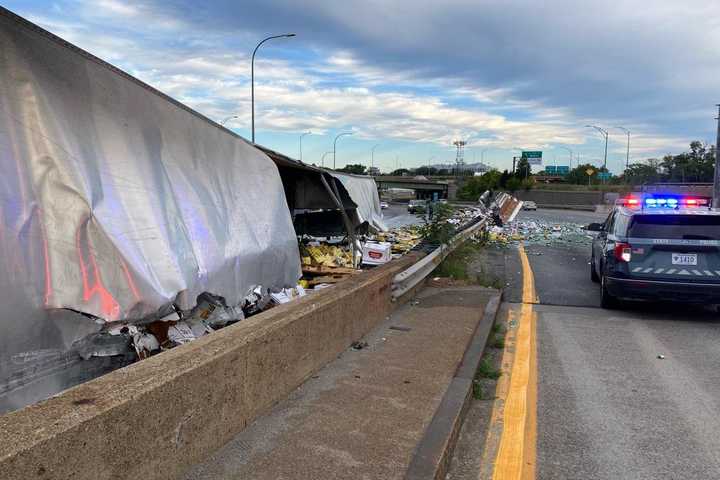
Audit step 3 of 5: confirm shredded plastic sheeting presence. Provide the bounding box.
[0,8,301,407]
[329,172,388,232]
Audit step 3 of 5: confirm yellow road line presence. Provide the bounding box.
[492,244,538,480]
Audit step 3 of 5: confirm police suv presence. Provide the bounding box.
[588,195,720,308]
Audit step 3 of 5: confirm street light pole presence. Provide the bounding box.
[220,115,239,126]
[333,132,353,169]
[585,125,609,170]
[558,146,573,168]
[251,33,296,144]
[321,151,332,168]
[427,155,436,172]
[371,144,380,169]
[615,126,631,171]
[480,148,489,166]
[713,105,720,208]
[299,131,311,161]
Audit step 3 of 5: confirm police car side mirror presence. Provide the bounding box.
[586,222,603,232]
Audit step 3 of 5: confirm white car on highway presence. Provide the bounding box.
[380,201,389,209]
[523,201,537,211]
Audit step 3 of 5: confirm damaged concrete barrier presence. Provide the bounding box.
[0,254,422,480]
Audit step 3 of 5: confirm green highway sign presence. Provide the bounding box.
[546,165,570,175]
[521,151,542,158]
[598,172,612,180]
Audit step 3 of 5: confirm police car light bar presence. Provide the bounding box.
[616,195,710,209]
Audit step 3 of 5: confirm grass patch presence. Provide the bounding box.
[491,322,504,334]
[433,239,485,280]
[491,335,505,349]
[472,380,483,400]
[476,356,501,380]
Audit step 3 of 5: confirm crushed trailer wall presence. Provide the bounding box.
[0,8,301,410]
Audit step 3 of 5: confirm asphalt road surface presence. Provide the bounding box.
[498,208,720,479]
[382,202,425,228]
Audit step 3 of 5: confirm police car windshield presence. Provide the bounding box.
[627,215,720,240]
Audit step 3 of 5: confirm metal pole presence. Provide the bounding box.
[586,125,609,170]
[251,33,296,144]
[603,133,608,170]
[625,132,630,169]
[615,127,630,170]
[371,144,380,169]
[559,146,573,168]
[333,132,353,169]
[299,131,310,161]
[713,105,720,207]
[321,151,332,168]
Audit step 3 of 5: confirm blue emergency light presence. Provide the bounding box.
[617,195,709,209]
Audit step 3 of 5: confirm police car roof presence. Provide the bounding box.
[616,206,720,216]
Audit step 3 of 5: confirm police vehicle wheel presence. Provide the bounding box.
[600,275,618,309]
[590,256,600,283]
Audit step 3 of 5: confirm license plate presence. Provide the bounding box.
[672,253,697,265]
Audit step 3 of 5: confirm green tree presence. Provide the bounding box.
[337,164,367,175]
[506,176,522,192]
[390,168,410,176]
[457,170,502,200]
[414,166,439,176]
[660,141,715,182]
[564,163,607,185]
[621,163,660,185]
[499,170,511,188]
[515,157,531,179]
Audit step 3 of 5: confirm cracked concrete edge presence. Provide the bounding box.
[404,291,502,480]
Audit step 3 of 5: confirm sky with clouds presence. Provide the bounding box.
[3,0,719,173]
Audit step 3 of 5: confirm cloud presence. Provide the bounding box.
[4,0,711,170]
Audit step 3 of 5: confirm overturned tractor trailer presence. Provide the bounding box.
[0,8,318,413]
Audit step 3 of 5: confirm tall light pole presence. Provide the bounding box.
[371,144,380,169]
[333,132,353,169]
[220,115,239,126]
[321,151,332,168]
[251,33,296,144]
[615,126,631,171]
[480,148,490,166]
[558,146,573,168]
[713,105,720,208]
[426,155,436,173]
[299,131,311,161]
[586,125,609,170]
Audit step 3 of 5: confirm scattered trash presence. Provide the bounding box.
[487,218,595,248]
[270,285,307,305]
[351,341,369,350]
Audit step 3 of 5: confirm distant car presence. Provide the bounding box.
[523,201,538,211]
[407,199,427,214]
[589,194,720,308]
[380,201,389,209]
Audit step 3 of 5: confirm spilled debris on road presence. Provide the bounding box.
[488,220,594,248]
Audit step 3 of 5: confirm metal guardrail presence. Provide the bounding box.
[391,217,489,299]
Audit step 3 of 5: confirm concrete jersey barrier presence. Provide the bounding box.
[0,254,421,480]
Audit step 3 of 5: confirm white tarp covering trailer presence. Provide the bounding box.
[0,8,301,413]
[329,172,388,233]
